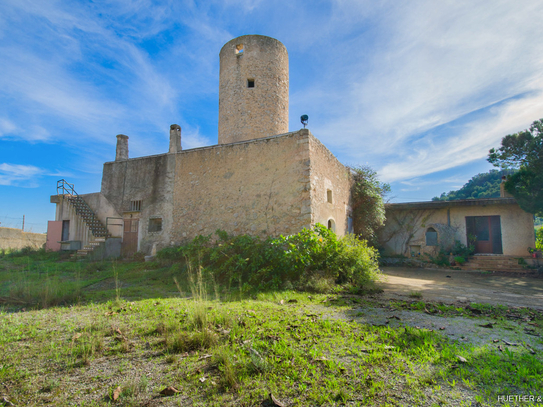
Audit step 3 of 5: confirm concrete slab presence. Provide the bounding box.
[378,267,543,310]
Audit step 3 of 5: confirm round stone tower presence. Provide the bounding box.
[218,35,289,144]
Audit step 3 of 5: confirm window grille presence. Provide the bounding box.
[148,218,162,233]
[129,200,142,211]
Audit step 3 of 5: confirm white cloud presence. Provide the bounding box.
[380,93,543,182]
[0,0,180,147]
[1,0,542,194]
[400,176,465,187]
[0,163,43,187]
[0,118,17,136]
[293,0,543,182]
[181,127,214,150]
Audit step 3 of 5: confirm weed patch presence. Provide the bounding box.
[157,224,381,294]
[1,246,542,406]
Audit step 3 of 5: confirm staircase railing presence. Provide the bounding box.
[56,179,108,238]
[57,179,76,196]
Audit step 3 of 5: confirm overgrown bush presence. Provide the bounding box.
[537,226,543,251]
[451,238,475,259]
[157,224,380,293]
[426,250,450,267]
[454,256,466,265]
[426,239,474,267]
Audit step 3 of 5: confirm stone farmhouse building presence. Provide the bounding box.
[47,35,353,257]
[46,34,536,266]
[378,182,537,271]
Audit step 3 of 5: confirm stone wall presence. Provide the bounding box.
[0,227,46,251]
[219,35,289,144]
[171,130,311,243]
[308,135,352,236]
[55,130,353,256]
[101,153,176,254]
[380,207,444,256]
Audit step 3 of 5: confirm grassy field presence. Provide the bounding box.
[0,250,542,406]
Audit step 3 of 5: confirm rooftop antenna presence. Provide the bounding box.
[300,114,308,128]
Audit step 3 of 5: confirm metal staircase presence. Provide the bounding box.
[57,179,108,256]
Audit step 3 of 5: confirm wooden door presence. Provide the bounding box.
[466,216,502,254]
[122,219,139,257]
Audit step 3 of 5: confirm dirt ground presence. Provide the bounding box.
[378,267,543,310]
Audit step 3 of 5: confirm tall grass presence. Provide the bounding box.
[113,262,121,303]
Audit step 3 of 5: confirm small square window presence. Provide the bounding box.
[247,79,255,88]
[148,218,162,233]
[235,44,244,55]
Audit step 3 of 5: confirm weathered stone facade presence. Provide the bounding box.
[101,152,177,254]
[94,129,351,254]
[171,130,312,242]
[219,35,289,144]
[48,33,535,261]
[379,199,535,257]
[308,137,353,232]
[49,126,352,255]
[48,34,353,256]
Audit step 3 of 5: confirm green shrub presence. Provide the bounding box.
[157,224,380,293]
[425,239,474,267]
[451,239,474,258]
[427,250,450,267]
[454,256,466,265]
[536,226,543,251]
[156,246,182,260]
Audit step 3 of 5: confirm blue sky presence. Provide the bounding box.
[1,0,543,233]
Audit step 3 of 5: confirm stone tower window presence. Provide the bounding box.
[327,189,333,203]
[247,79,255,88]
[327,218,336,232]
[235,44,244,55]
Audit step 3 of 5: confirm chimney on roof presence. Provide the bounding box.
[115,134,129,161]
[169,124,182,153]
[500,175,513,198]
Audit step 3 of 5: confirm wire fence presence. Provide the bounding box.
[0,216,47,234]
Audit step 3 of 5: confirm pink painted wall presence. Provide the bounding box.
[46,221,62,251]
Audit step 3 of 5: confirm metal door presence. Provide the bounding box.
[61,220,70,241]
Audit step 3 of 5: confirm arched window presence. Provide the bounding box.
[327,218,336,232]
[426,227,438,246]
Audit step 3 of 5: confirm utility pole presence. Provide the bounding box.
[22,215,25,232]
